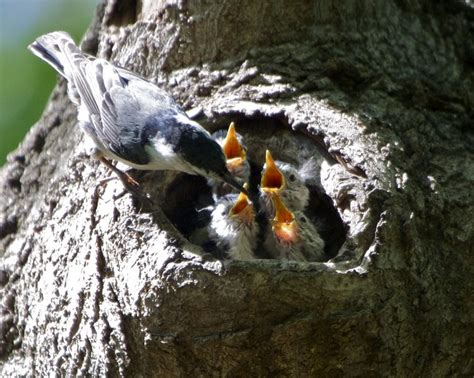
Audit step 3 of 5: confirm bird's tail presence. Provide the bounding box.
[28,31,84,82]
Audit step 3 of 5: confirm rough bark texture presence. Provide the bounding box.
[1,0,473,376]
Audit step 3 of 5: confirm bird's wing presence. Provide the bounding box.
[29,32,176,164]
[29,32,127,157]
[80,61,121,145]
[75,58,181,164]
[59,58,137,163]
[90,61,191,164]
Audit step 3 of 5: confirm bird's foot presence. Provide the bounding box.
[126,172,140,187]
[114,184,154,209]
[99,157,154,208]
[98,176,116,188]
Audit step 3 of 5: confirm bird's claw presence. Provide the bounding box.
[123,171,140,188]
[115,178,154,209]
[98,157,153,209]
[98,176,116,188]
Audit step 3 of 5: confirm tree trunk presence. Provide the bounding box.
[1,0,473,376]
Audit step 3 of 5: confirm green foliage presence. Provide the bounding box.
[0,0,97,166]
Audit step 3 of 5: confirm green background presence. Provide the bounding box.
[0,0,98,166]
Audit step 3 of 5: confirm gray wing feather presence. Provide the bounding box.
[29,31,194,165]
[29,31,184,164]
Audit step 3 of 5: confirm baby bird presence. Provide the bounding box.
[210,122,250,198]
[208,190,258,261]
[260,150,311,215]
[264,193,325,262]
[220,122,250,182]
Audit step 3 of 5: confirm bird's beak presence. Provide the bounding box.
[271,194,298,244]
[223,122,246,161]
[229,191,255,225]
[261,150,285,193]
[221,171,248,195]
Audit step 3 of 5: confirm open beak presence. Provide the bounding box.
[223,122,246,160]
[229,190,255,225]
[223,122,247,176]
[271,194,298,244]
[261,150,285,194]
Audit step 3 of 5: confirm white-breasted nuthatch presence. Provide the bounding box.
[264,192,325,262]
[28,31,245,196]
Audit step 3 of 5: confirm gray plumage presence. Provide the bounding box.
[264,211,325,262]
[28,31,244,192]
[264,194,325,262]
[208,193,258,261]
[272,160,311,210]
[260,151,315,217]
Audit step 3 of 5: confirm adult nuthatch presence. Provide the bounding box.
[28,31,245,197]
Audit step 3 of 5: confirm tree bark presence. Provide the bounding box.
[1,0,473,376]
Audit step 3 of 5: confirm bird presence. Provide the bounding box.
[28,31,245,202]
[215,122,250,181]
[207,189,259,260]
[263,192,325,262]
[259,150,311,215]
[209,122,250,198]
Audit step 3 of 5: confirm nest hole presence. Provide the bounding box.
[155,116,347,261]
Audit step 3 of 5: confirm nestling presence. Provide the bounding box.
[264,192,325,262]
[208,190,259,261]
[209,122,250,198]
[260,150,311,215]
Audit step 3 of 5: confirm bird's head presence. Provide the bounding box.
[174,117,247,194]
[229,187,255,226]
[261,150,285,194]
[277,162,310,211]
[222,122,248,177]
[271,193,299,245]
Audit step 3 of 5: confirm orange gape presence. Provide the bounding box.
[230,190,255,226]
[261,150,285,192]
[223,122,247,173]
[230,191,250,215]
[271,193,299,245]
[223,122,246,160]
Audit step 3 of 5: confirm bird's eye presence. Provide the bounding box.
[299,216,307,223]
[221,211,226,216]
[289,174,296,182]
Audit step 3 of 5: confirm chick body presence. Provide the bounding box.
[208,192,258,261]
